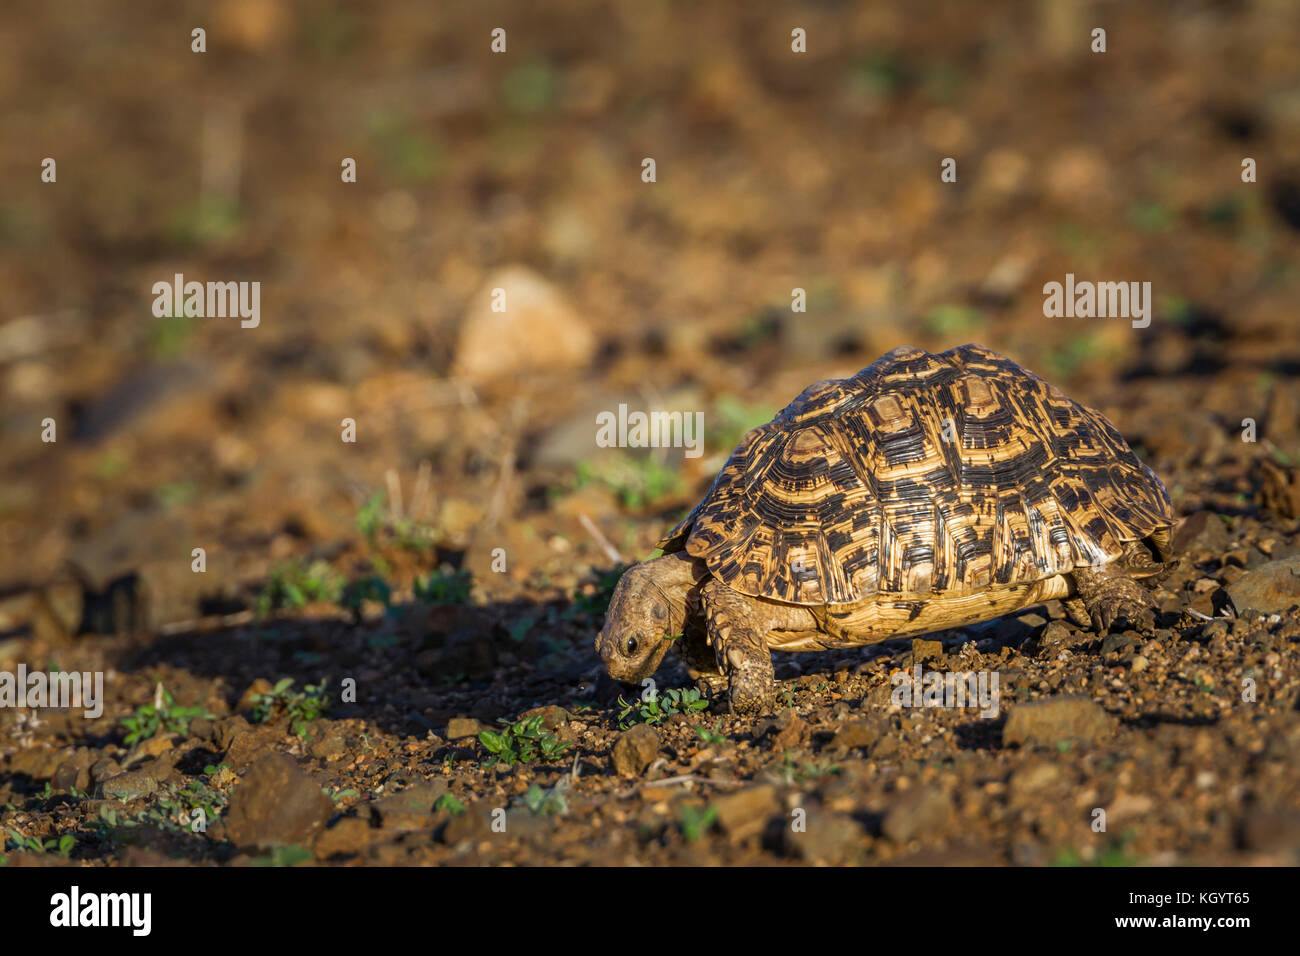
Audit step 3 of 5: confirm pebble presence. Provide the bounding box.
[225,754,333,849]
[1002,695,1114,748]
[611,724,660,776]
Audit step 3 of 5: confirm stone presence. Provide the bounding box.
[519,705,570,730]
[99,770,159,802]
[781,808,866,864]
[313,817,375,860]
[1227,556,1300,615]
[912,638,944,663]
[452,266,596,382]
[372,780,451,830]
[1003,696,1114,748]
[445,717,482,740]
[831,720,881,751]
[611,724,660,776]
[224,725,282,772]
[882,787,953,843]
[712,784,780,842]
[214,715,251,750]
[1172,510,1232,555]
[225,754,333,849]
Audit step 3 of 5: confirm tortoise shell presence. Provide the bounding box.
[659,344,1175,606]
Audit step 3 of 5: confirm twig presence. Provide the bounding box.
[579,513,624,565]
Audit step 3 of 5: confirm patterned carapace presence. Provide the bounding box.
[659,344,1175,606]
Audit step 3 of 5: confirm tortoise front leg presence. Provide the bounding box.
[701,579,775,715]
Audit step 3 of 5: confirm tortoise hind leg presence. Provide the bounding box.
[1071,565,1157,634]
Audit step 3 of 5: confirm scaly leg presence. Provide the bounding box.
[1071,566,1157,633]
[701,579,776,715]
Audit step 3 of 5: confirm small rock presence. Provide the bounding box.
[452,266,596,382]
[832,720,881,751]
[1227,556,1300,615]
[214,715,251,751]
[1258,459,1300,520]
[519,705,570,730]
[100,770,159,802]
[1172,511,1232,555]
[912,638,944,663]
[780,808,866,864]
[89,758,122,787]
[1026,620,1073,656]
[1003,696,1114,748]
[128,734,175,764]
[52,760,91,793]
[882,787,953,843]
[611,724,660,777]
[770,712,808,751]
[225,754,333,849]
[712,784,780,842]
[371,780,450,830]
[237,678,274,713]
[314,817,374,860]
[224,725,281,772]
[1009,760,1062,794]
[8,745,63,779]
[445,717,483,740]
[1240,809,1300,854]
[189,716,216,743]
[309,733,347,760]
[1100,631,1137,657]
[440,804,495,846]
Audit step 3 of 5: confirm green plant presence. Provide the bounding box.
[678,805,718,843]
[153,779,227,832]
[711,397,776,457]
[414,567,472,605]
[255,560,344,617]
[478,715,571,767]
[574,455,684,510]
[253,845,313,867]
[340,574,392,619]
[6,830,74,857]
[120,687,211,745]
[696,722,728,746]
[434,793,466,815]
[249,678,329,737]
[617,687,709,729]
[523,784,568,817]
[355,488,439,553]
[922,304,984,338]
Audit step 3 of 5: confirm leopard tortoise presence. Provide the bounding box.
[596,344,1176,714]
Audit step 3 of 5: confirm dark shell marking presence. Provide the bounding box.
[659,344,1175,607]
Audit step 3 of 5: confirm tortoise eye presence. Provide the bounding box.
[625,635,640,656]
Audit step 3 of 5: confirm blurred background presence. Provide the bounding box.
[2,0,1299,635]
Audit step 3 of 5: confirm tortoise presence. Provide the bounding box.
[595,344,1175,714]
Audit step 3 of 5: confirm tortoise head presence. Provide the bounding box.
[595,563,675,683]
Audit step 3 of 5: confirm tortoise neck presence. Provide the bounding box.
[644,551,708,637]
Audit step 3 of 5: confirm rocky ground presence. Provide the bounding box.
[2,1,1300,866]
